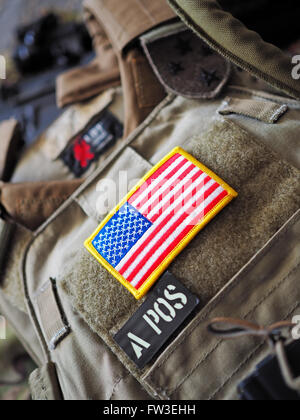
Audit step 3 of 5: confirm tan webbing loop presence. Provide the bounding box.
[219,97,288,124]
[35,279,70,351]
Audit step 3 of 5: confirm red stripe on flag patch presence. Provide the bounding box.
[133,189,229,290]
[128,153,182,208]
[118,175,213,277]
[123,182,223,286]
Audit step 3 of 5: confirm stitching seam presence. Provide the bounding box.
[270,104,288,123]
[49,326,71,351]
[108,373,130,401]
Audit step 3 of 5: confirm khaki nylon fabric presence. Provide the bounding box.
[168,0,300,99]
[144,211,300,399]
[0,1,299,400]
[22,86,300,399]
[84,0,176,53]
[218,97,288,124]
[59,117,300,386]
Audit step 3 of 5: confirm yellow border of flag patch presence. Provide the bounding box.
[85,147,238,299]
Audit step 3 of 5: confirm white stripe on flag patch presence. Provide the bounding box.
[116,177,217,275]
[130,186,225,287]
[146,167,204,221]
[137,161,193,216]
[131,155,185,209]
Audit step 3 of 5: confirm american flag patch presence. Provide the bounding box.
[85,147,238,299]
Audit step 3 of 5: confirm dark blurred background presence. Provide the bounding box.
[220,0,300,49]
[0,0,95,146]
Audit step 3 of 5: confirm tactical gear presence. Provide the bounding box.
[0,0,299,401]
[207,317,300,400]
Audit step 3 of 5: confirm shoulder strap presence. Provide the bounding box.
[168,0,300,99]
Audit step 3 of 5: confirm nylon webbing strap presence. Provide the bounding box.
[35,279,70,351]
[218,97,288,124]
[168,0,300,100]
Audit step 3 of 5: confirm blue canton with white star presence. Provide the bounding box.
[92,202,152,268]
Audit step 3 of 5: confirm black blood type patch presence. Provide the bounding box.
[114,272,199,369]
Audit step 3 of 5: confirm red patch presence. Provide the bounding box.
[73,139,95,168]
